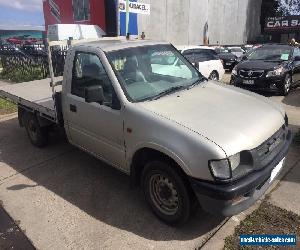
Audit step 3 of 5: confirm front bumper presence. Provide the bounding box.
[189,129,292,217]
[230,74,285,92]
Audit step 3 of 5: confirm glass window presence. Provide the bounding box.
[247,47,292,61]
[73,0,90,21]
[293,48,300,58]
[107,45,202,102]
[72,52,114,106]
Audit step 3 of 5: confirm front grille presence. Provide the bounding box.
[251,125,287,170]
[239,69,264,79]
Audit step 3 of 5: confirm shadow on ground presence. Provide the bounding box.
[0,117,224,242]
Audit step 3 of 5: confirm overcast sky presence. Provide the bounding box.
[0,0,44,29]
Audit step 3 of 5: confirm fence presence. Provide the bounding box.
[0,45,68,82]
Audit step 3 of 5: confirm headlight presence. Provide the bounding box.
[209,159,231,180]
[266,66,284,78]
[232,66,238,76]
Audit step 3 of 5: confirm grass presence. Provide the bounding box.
[0,98,17,115]
[224,201,300,250]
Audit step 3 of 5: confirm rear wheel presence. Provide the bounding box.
[281,74,291,96]
[141,160,193,226]
[25,114,48,147]
[209,71,219,81]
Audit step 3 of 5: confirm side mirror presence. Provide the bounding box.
[294,56,300,61]
[85,85,104,104]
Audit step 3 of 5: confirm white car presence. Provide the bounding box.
[227,46,245,58]
[177,46,225,81]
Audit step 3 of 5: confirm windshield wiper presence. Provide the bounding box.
[187,76,207,89]
[151,85,187,100]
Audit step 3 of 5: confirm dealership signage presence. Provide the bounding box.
[119,0,150,15]
[265,16,300,32]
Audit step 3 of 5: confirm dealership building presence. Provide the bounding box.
[43,0,263,45]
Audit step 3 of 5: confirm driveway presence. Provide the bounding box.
[0,115,224,250]
[0,83,299,250]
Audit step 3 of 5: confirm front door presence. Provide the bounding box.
[64,51,126,170]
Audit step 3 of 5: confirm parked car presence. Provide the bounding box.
[227,46,245,58]
[176,46,225,80]
[231,44,300,95]
[215,46,237,71]
[0,39,292,226]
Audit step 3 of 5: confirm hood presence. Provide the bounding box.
[139,81,285,156]
[237,60,284,71]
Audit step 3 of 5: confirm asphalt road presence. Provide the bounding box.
[0,77,299,249]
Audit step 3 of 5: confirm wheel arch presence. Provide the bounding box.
[129,145,192,187]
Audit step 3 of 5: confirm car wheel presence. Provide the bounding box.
[281,74,291,96]
[25,114,48,147]
[209,71,219,81]
[141,160,192,226]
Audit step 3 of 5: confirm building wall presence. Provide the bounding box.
[43,0,106,31]
[137,0,262,45]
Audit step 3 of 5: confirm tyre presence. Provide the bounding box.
[281,74,291,96]
[24,113,48,148]
[141,160,193,226]
[209,71,219,81]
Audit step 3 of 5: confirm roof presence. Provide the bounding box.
[175,45,214,51]
[74,38,170,52]
[259,44,293,49]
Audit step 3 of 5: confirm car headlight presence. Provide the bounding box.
[266,66,284,78]
[231,66,238,76]
[229,153,241,171]
[209,159,232,180]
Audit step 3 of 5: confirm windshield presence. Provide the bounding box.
[229,48,243,52]
[107,44,202,102]
[247,47,291,61]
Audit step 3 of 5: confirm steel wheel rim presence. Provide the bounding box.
[149,173,179,215]
[28,120,38,141]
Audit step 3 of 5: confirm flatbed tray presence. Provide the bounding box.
[0,77,62,122]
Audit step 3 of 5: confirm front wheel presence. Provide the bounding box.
[209,71,219,81]
[141,160,193,226]
[281,74,291,96]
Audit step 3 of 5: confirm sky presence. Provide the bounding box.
[0,0,44,30]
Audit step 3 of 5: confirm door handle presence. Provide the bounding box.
[70,104,77,112]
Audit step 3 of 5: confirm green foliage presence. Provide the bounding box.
[0,98,17,115]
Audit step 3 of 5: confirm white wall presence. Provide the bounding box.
[137,0,262,45]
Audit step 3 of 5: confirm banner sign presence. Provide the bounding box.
[265,16,300,32]
[119,0,150,15]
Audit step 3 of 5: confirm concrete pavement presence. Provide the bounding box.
[0,115,225,250]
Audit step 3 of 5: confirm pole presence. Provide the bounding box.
[125,0,130,35]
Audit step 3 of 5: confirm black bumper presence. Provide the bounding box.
[230,75,285,92]
[189,129,292,217]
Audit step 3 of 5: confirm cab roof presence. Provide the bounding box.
[73,38,170,52]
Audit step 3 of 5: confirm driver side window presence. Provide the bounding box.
[71,52,114,107]
[293,48,300,58]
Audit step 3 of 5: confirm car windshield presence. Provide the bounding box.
[107,44,203,102]
[247,47,292,61]
[229,48,243,52]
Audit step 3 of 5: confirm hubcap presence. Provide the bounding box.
[149,174,179,215]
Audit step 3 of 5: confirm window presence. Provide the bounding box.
[73,0,90,21]
[193,49,218,62]
[107,45,201,102]
[72,52,114,107]
[293,48,300,58]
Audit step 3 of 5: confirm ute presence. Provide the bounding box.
[0,38,292,226]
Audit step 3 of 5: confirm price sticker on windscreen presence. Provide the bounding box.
[280,54,289,60]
